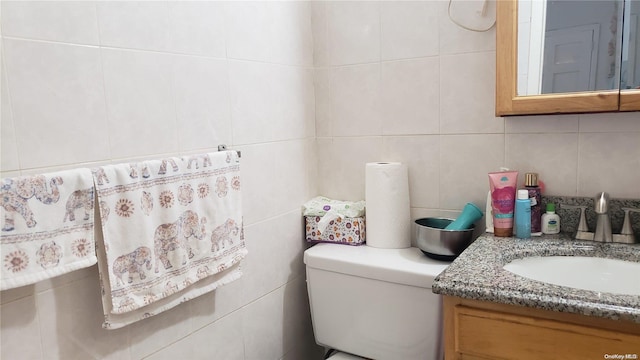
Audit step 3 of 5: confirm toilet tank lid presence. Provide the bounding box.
[304,244,449,289]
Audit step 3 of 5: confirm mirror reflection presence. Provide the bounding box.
[621,0,640,89]
[517,0,623,96]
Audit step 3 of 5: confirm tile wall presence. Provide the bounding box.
[2,1,640,359]
[1,2,321,359]
[313,1,640,242]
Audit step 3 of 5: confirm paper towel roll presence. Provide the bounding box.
[365,162,411,249]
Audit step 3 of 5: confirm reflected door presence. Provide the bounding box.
[542,25,598,93]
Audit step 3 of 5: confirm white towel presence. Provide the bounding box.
[1,169,96,290]
[93,151,247,329]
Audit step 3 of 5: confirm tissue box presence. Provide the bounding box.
[305,216,366,245]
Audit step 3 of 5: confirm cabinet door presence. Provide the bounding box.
[448,304,640,360]
[496,0,620,116]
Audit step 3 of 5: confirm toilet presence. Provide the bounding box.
[304,243,449,360]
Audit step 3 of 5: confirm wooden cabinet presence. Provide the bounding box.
[444,296,640,360]
[496,0,640,116]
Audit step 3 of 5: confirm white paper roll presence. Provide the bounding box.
[365,162,411,249]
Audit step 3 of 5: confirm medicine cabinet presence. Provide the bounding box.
[496,0,640,116]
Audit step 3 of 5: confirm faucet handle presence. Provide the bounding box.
[560,204,589,232]
[594,192,610,214]
[621,208,640,235]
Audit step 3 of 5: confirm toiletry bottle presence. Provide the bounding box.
[515,189,531,239]
[541,203,560,234]
[524,173,542,235]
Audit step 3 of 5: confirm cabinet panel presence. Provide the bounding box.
[455,306,640,359]
[444,296,640,360]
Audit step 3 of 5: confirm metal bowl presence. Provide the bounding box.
[415,217,475,261]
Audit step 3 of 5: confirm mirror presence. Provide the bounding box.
[621,0,640,90]
[496,0,640,115]
[517,0,623,96]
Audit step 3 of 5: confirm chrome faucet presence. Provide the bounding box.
[593,192,613,242]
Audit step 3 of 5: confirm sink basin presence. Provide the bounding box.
[503,256,640,295]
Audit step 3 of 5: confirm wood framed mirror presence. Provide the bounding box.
[496,0,640,116]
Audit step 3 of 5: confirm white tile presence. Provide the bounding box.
[238,140,311,225]
[381,58,440,135]
[383,136,440,209]
[304,138,319,200]
[506,114,580,133]
[33,265,95,294]
[280,276,316,357]
[146,311,245,360]
[4,39,110,169]
[228,60,279,144]
[1,1,99,45]
[166,2,227,58]
[277,66,316,141]
[439,134,505,210]
[172,56,231,151]
[1,296,43,360]
[328,1,381,65]
[128,301,191,359]
[316,137,383,201]
[226,1,273,62]
[578,132,640,199]
[440,51,503,134]
[381,1,440,60]
[439,0,496,55]
[579,112,640,132]
[242,284,286,360]
[36,270,131,360]
[270,1,314,66]
[314,68,332,137]
[1,55,20,171]
[188,276,244,331]
[0,170,21,178]
[230,62,314,145]
[241,211,306,304]
[329,64,382,137]
[101,48,178,159]
[506,133,579,196]
[0,283,35,305]
[311,1,330,67]
[97,2,170,52]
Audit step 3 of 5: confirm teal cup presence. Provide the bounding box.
[445,202,483,231]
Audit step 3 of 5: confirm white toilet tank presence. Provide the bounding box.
[304,243,449,360]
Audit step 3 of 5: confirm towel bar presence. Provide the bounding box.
[217,144,241,158]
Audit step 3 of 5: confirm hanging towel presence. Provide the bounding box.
[1,169,96,290]
[93,151,247,329]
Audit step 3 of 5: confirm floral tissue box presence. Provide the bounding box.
[305,216,366,245]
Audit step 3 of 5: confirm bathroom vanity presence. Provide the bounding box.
[432,235,640,359]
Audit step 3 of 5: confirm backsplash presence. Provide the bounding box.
[542,195,640,237]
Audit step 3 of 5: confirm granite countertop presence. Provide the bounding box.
[432,234,640,323]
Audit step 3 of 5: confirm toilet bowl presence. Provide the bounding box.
[304,243,449,360]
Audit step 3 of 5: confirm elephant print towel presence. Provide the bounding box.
[1,169,96,290]
[93,151,247,329]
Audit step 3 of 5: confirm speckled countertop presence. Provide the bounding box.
[432,234,640,323]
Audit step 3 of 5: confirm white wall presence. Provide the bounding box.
[3,1,640,360]
[313,1,640,243]
[0,2,321,359]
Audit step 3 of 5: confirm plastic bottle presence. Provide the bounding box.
[524,173,542,236]
[515,189,531,239]
[542,203,560,234]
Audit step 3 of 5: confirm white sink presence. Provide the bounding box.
[503,256,640,295]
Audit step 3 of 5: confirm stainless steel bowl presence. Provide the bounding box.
[415,217,474,261]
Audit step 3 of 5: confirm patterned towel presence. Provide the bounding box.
[93,151,247,329]
[1,169,96,290]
